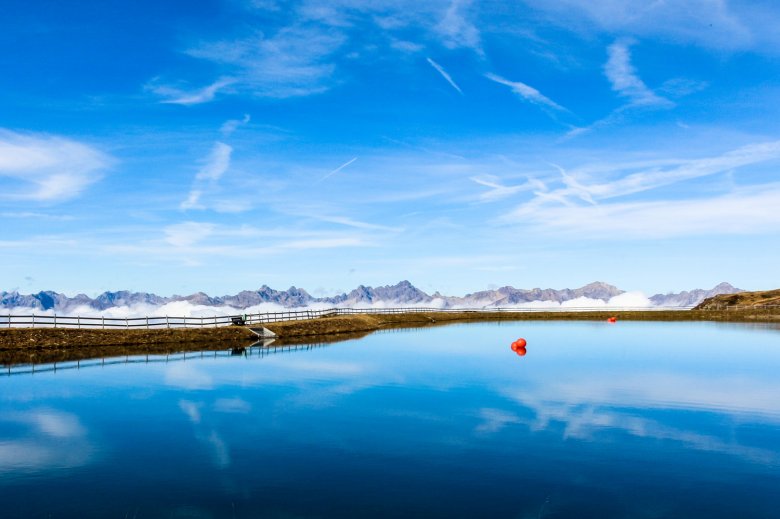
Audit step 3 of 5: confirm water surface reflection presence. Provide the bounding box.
[1,321,779,518]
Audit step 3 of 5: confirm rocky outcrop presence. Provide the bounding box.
[694,288,780,309]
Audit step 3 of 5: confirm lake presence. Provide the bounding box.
[1,321,779,518]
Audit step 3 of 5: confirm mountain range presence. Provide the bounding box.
[0,281,743,312]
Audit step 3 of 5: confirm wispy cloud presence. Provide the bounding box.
[181,142,233,210]
[148,0,491,103]
[220,114,251,136]
[149,77,235,105]
[604,40,672,108]
[0,211,74,221]
[426,58,463,95]
[0,129,110,202]
[185,26,346,99]
[469,174,544,202]
[310,214,403,232]
[548,163,595,204]
[436,0,482,53]
[540,140,780,207]
[566,39,674,137]
[485,73,567,112]
[514,184,780,238]
[503,140,780,238]
[523,0,762,53]
[318,157,357,182]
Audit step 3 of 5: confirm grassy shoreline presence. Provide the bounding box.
[1,309,778,365]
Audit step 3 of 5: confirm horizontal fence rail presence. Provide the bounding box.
[1,305,778,330]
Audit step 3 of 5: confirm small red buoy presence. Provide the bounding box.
[607,316,617,323]
[510,338,528,357]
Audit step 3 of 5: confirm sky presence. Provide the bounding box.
[1,0,780,298]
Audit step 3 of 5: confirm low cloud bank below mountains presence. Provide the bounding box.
[0,281,743,319]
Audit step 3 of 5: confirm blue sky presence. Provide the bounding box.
[1,0,780,297]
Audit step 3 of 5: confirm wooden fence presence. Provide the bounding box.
[0,307,342,329]
[1,305,777,330]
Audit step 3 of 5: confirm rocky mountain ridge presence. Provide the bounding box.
[649,282,743,307]
[0,281,742,312]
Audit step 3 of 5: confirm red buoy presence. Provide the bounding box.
[607,316,617,323]
[510,338,528,357]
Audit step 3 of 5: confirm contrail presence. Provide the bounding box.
[319,157,358,182]
[426,58,463,95]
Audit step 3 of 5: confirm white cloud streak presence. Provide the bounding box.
[220,114,251,136]
[0,129,110,202]
[604,40,672,107]
[485,73,567,112]
[181,142,233,210]
[318,157,357,182]
[565,39,674,137]
[514,183,780,239]
[510,140,780,218]
[469,174,544,202]
[499,140,780,238]
[196,143,232,182]
[313,215,403,232]
[150,77,235,105]
[149,0,489,103]
[426,58,463,94]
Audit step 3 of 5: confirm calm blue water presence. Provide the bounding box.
[1,321,780,518]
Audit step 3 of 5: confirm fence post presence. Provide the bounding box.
[102,316,105,330]
[166,315,169,329]
[32,314,35,328]
[146,316,149,329]
[125,317,128,329]
[77,315,80,329]
[54,314,57,328]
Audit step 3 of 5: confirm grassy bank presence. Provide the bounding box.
[0,327,257,365]
[263,309,780,339]
[2,309,778,366]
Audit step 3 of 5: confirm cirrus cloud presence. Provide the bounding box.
[0,129,111,202]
